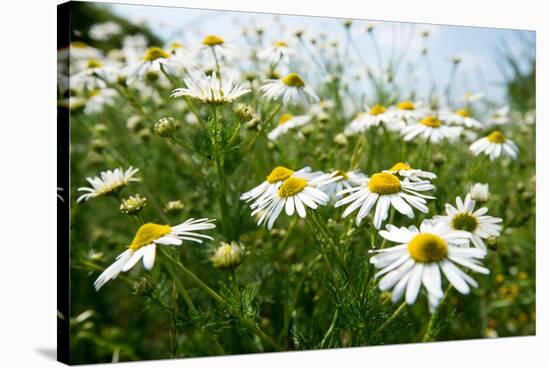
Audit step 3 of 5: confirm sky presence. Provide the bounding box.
[108,3,535,104]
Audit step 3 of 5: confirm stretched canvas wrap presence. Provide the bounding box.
[57,1,536,364]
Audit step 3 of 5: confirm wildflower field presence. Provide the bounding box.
[60,3,536,364]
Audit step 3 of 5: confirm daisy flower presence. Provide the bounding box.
[201,34,237,60]
[69,41,103,60]
[251,171,341,229]
[344,104,391,135]
[89,21,122,41]
[469,130,518,160]
[370,220,489,312]
[171,71,250,105]
[240,166,317,208]
[322,170,368,200]
[434,194,502,250]
[84,88,118,115]
[388,100,429,124]
[71,58,114,91]
[488,105,510,125]
[335,172,435,228]
[94,219,216,290]
[440,108,482,128]
[267,113,311,140]
[126,46,187,82]
[383,162,436,182]
[260,72,319,105]
[77,167,140,203]
[258,41,296,65]
[402,115,462,144]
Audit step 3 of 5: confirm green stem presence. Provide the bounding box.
[211,106,232,239]
[160,248,282,350]
[162,258,198,314]
[422,284,452,342]
[320,309,339,348]
[349,135,366,170]
[371,301,407,339]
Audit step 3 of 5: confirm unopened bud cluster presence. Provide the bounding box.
[120,194,147,214]
[153,117,178,137]
[211,241,245,269]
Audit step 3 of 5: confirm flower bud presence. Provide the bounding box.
[432,152,446,167]
[334,133,348,147]
[210,242,245,269]
[132,276,154,296]
[234,103,257,123]
[163,200,185,214]
[153,117,178,137]
[120,194,147,215]
[90,138,106,154]
[126,115,143,132]
[470,183,489,202]
[486,236,499,251]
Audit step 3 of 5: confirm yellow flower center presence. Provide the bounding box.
[389,162,412,172]
[408,233,448,262]
[397,101,415,110]
[129,223,171,251]
[336,170,349,180]
[86,59,103,69]
[487,131,506,143]
[71,41,88,49]
[451,213,478,232]
[281,72,305,87]
[170,42,184,49]
[456,108,471,118]
[420,116,442,127]
[368,172,401,195]
[278,113,294,125]
[143,47,170,61]
[202,34,225,46]
[369,104,387,115]
[266,166,294,183]
[274,41,288,47]
[279,177,308,198]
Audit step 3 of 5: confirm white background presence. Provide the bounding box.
[0,0,545,366]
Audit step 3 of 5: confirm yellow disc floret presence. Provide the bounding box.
[369,104,387,115]
[274,41,288,47]
[487,130,506,143]
[279,177,308,198]
[397,101,415,110]
[143,47,170,61]
[278,113,294,125]
[389,162,412,172]
[420,116,442,128]
[368,172,401,195]
[451,213,479,232]
[71,41,89,48]
[86,59,103,69]
[281,72,305,87]
[170,42,184,49]
[202,34,225,46]
[408,233,448,262]
[267,166,294,183]
[129,223,171,251]
[456,108,471,118]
